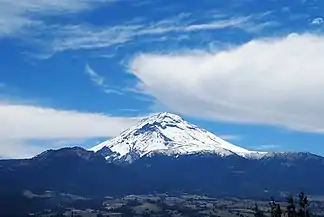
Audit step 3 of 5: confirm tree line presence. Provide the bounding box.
[254,191,312,217]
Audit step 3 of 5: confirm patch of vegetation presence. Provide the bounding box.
[254,191,320,217]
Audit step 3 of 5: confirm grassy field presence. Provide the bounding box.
[28,192,324,217]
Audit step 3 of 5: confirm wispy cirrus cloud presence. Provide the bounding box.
[84,64,155,97]
[37,11,275,53]
[0,0,280,54]
[51,14,274,52]
[0,0,116,37]
[85,64,123,95]
[85,64,105,86]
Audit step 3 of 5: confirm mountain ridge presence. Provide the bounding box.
[1,112,323,201]
[1,145,324,200]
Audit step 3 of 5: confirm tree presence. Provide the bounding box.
[254,203,265,217]
[254,191,313,217]
[287,195,296,217]
[297,191,310,217]
[287,191,312,217]
[269,197,282,217]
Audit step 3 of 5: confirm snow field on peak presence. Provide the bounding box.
[90,112,266,161]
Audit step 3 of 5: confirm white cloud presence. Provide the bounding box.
[219,134,242,141]
[1,103,141,139]
[129,33,324,133]
[0,0,115,37]
[0,139,47,159]
[85,64,123,94]
[311,17,324,25]
[254,144,281,151]
[0,102,143,158]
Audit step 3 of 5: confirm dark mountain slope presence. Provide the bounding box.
[1,147,324,199]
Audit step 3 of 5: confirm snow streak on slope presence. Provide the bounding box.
[90,112,265,161]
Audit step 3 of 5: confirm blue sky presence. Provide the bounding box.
[1,0,324,158]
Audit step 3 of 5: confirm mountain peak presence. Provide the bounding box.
[141,112,183,123]
[158,112,182,119]
[90,112,262,162]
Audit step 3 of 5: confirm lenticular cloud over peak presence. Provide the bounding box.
[129,33,324,133]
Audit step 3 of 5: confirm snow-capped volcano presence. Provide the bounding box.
[90,112,265,162]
